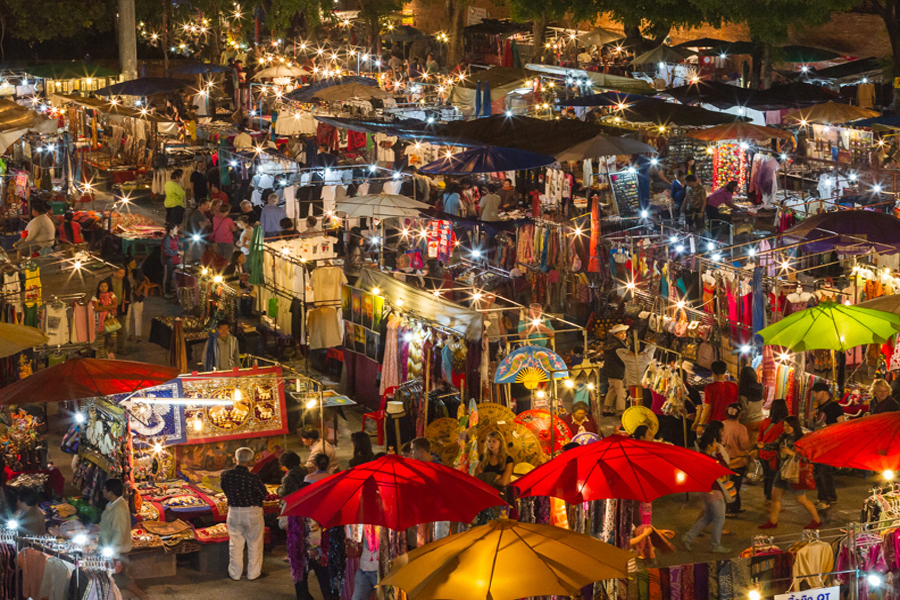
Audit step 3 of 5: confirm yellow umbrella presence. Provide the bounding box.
[687,122,794,141]
[379,518,631,600]
[0,323,48,358]
[783,101,879,125]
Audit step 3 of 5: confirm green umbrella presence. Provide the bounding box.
[248,224,265,285]
[758,301,900,352]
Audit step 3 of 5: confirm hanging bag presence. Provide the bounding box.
[779,453,800,484]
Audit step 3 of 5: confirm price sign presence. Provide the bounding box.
[609,170,641,218]
[775,585,840,600]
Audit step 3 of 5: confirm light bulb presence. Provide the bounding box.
[101,547,114,558]
[6,520,17,530]
[372,287,380,296]
[676,471,686,483]
[749,591,761,600]
[885,470,895,481]
[536,390,546,399]
[564,379,575,389]
[75,413,85,423]
[305,399,317,409]
[234,389,243,402]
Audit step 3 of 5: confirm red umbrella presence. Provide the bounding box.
[511,435,733,503]
[796,413,900,472]
[281,454,508,529]
[0,358,180,405]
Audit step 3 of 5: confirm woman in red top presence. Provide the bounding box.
[58,212,84,245]
[757,399,789,505]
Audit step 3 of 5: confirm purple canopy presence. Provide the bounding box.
[783,209,900,254]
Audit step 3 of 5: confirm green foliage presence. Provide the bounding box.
[692,0,856,43]
[1,0,114,42]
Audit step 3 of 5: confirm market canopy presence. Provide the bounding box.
[782,209,900,253]
[751,82,841,110]
[357,270,480,338]
[705,42,755,56]
[784,101,879,124]
[843,114,900,129]
[757,302,900,352]
[578,27,624,46]
[687,122,793,141]
[379,518,631,600]
[801,57,882,85]
[95,77,189,97]
[555,91,652,108]
[675,37,733,49]
[287,76,380,102]
[433,114,602,155]
[631,45,693,65]
[665,80,757,109]
[617,98,742,126]
[49,94,173,123]
[420,145,556,175]
[524,63,654,94]
[26,61,118,80]
[0,358,180,405]
[555,134,657,161]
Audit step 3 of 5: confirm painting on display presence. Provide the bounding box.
[116,381,186,447]
[79,400,128,474]
[178,366,288,445]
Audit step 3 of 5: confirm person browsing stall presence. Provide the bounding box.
[811,382,844,509]
[221,448,268,581]
[261,193,288,238]
[300,427,338,474]
[14,202,55,255]
[99,479,149,600]
[602,324,629,417]
[202,321,241,370]
[695,361,739,432]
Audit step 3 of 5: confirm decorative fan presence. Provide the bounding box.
[514,409,572,455]
[621,405,660,437]
[494,345,569,387]
[572,432,600,446]
[515,367,550,389]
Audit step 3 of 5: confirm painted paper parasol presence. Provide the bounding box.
[515,409,572,454]
[424,417,462,467]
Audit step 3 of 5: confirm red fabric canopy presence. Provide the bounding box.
[796,412,900,472]
[512,435,733,503]
[281,454,507,529]
[0,358,180,405]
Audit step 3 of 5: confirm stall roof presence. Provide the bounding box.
[432,114,603,154]
[849,114,900,129]
[287,76,379,102]
[26,61,118,80]
[618,99,742,126]
[357,270,480,338]
[555,91,653,107]
[457,67,539,90]
[802,57,883,84]
[524,63,655,94]
[50,94,173,122]
[665,81,757,109]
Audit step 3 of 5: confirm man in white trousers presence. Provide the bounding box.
[221,447,268,580]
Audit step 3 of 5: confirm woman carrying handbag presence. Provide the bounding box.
[758,416,821,530]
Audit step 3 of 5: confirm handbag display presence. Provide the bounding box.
[104,315,122,334]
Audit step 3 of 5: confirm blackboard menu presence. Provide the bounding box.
[609,170,641,217]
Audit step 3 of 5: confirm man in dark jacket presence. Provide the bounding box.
[602,324,629,417]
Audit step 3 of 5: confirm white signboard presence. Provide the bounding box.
[775,586,840,600]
